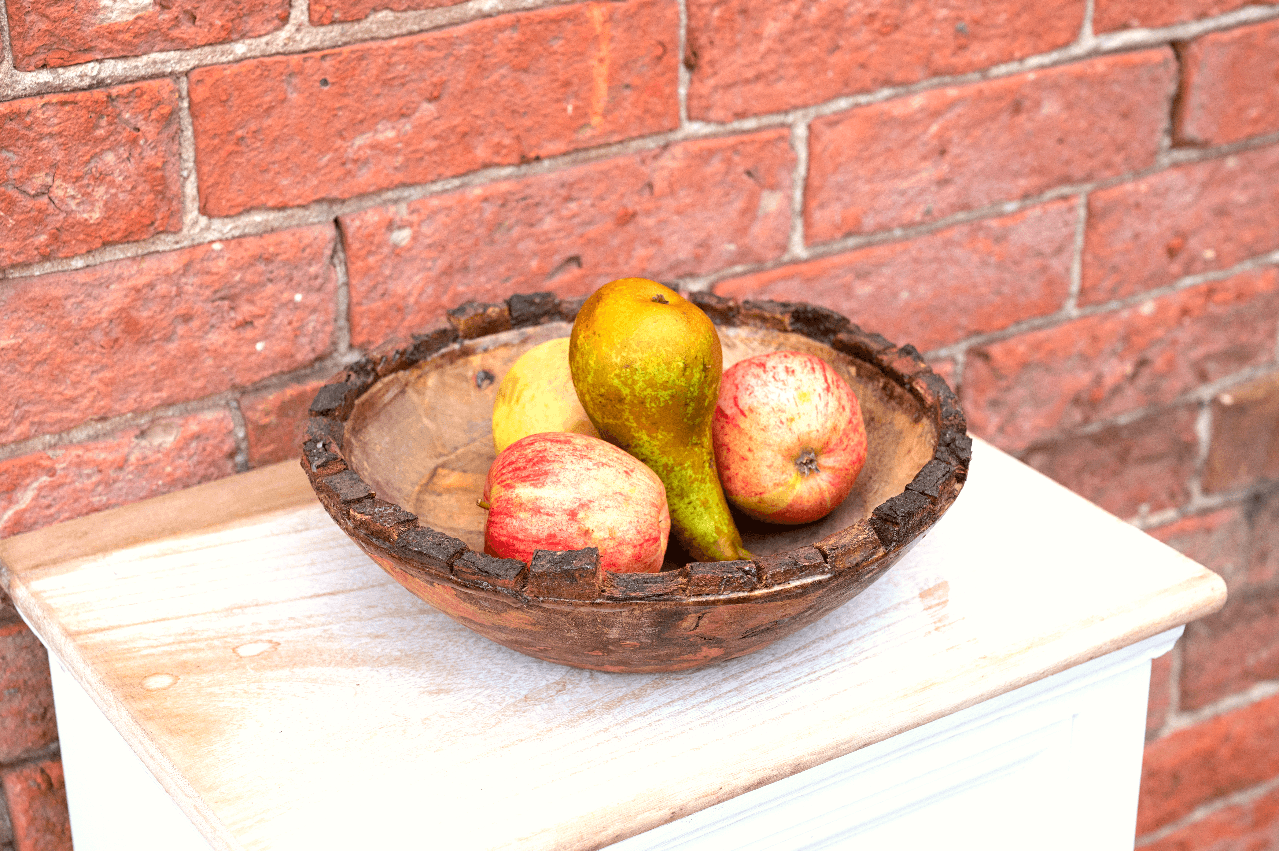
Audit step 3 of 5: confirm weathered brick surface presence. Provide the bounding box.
[0,412,237,538]
[1248,487,1279,590]
[1176,17,1279,146]
[311,0,463,24]
[963,266,1279,451]
[189,0,680,217]
[805,49,1176,243]
[0,588,18,627]
[0,760,71,851]
[1,784,11,850]
[1152,487,1279,595]
[0,226,338,444]
[684,0,1084,122]
[7,0,287,70]
[1082,143,1279,304]
[0,623,56,763]
[342,130,793,348]
[0,81,182,270]
[1094,0,1265,32]
[1146,649,1174,739]
[5,8,1279,851]
[715,198,1075,353]
[242,379,329,467]
[1138,692,1279,834]
[1180,589,1279,711]
[928,357,958,392]
[1151,506,1252,589]
[1018,404,1198,520]
[1140,782,1279,851]
[1203,371,1279,495]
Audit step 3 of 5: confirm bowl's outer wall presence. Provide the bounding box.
[356,536,907,673]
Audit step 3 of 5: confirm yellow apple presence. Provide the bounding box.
[491,337,599,453]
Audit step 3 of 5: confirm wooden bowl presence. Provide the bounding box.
[301,292,970,673]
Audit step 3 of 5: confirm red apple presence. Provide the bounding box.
[712,350,867,525]
[482,431,670,573]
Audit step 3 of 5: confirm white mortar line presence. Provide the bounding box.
[675,0,689,128]
[226,398,251,473]
[3,39,1276,284]
[174,75,204,233]
[0,352,359,465]
[0,0,580,101]
[1137,772,1279,846]
[1065,193,1088,314]
[786,121,809,261]
[0,0,14,78]
[330,221,354,355]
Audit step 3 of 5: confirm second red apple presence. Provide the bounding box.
[713,351,867,525]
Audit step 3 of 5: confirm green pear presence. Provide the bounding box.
[569,278,750,563]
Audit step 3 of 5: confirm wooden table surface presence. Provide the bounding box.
[0,438,1225,851]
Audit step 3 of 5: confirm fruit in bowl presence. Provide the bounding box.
[482,431,670,574]
[303,287,970,673]
[490,337,599,453]
[569,278,750,563]
[713,350,868,525]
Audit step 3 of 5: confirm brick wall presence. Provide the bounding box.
[2,0,1278,847]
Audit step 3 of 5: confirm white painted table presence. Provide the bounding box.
[0,438,1225,851]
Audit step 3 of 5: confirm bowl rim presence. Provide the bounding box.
[300,291,971,607]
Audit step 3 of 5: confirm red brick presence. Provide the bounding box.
[242,378,328,467]
[1019,405,1199,520]
[1147,649,1175,740]
[1203,371,1279,494]
[342,129,793,348]
[0,226,338,444]
[1176,18,1279,147]
[0,81,182,269]
[805,49,1176,243]
[1,588,18,627]
[189,0,680,218]
[927,357,958,392]
[311,0,462,25]
[684,0,1084,122]
[1181,589,1279,711]
[0,623,56,763]
[1243,487,1279,590]
[1082,144,1279,304]
[1095,0,1266,33]
[963,266,1279,452]
[715,198,1075,353]
[7,0,287,70]
[1151,506,1251,589]
[0,412,237,538]
[1140,782,1279,851]
[1,760,71,851]
[1138,692,1279,834]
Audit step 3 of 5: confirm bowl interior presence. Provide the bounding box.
[343,321,937,561]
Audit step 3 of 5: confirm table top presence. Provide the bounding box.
[0,438,1225,851]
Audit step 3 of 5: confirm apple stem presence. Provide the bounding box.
[476,498,491,511]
